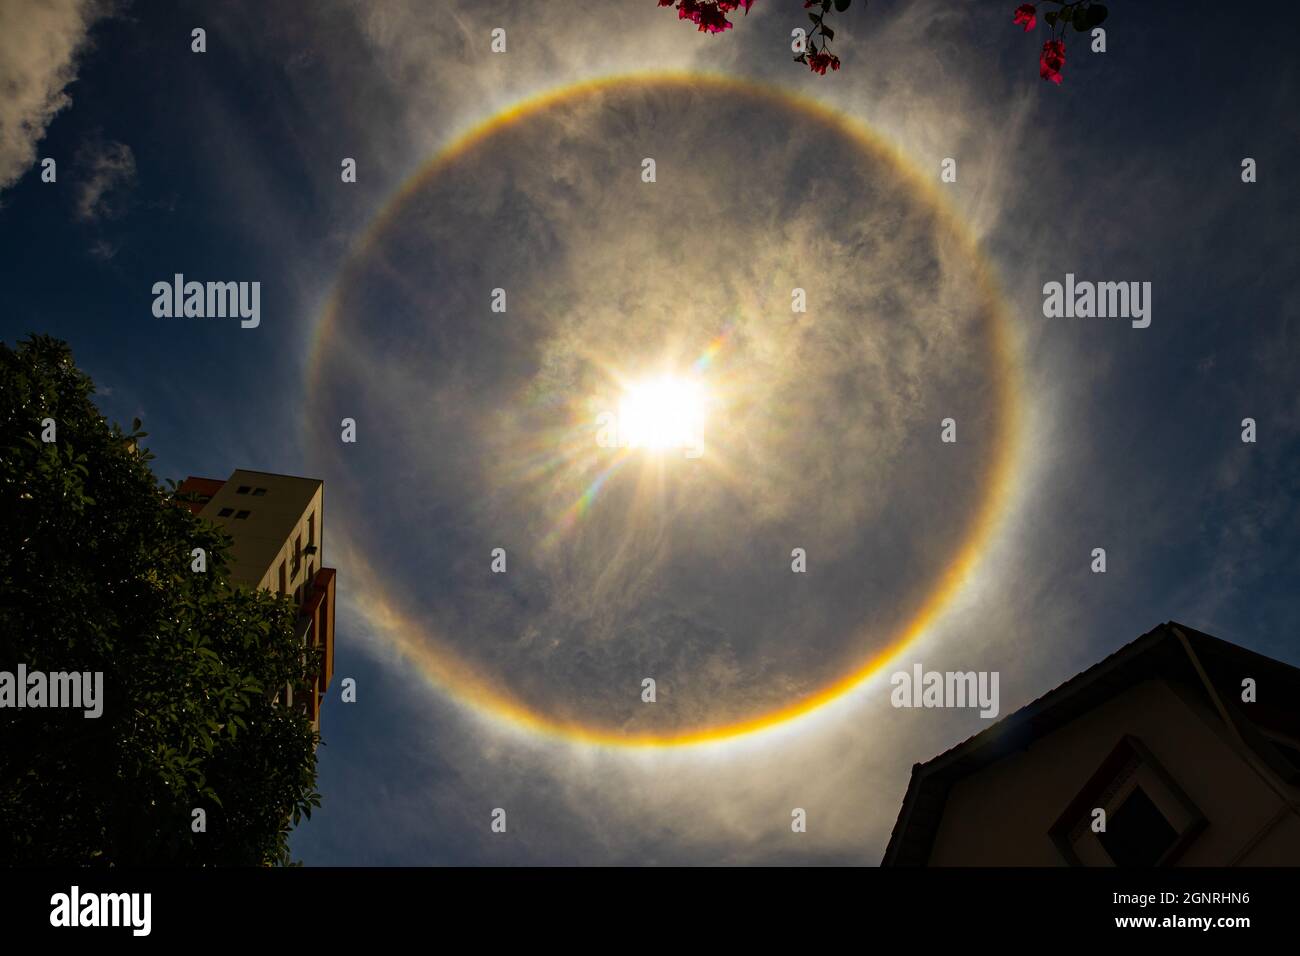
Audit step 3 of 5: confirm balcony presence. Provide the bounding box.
[294,567,337,731]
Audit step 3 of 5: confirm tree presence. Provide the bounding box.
[0,335,320,865]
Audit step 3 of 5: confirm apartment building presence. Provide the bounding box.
[177,469,336,734]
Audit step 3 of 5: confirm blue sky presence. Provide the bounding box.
[1,0,1297,864]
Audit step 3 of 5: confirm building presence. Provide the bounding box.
[882,622,1300,866]
[177,469,336,735]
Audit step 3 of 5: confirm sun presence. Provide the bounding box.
[618,375,708,455]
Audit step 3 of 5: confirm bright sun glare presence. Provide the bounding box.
[618,376,707,453]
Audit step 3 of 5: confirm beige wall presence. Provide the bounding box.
[198,471,324,599]
[252,484,323,598]
[927,678,1300,865]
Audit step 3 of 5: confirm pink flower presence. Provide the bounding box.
[1039,39,1066,84]
[1013,4,1037,32]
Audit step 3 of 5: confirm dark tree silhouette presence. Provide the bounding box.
[0,335,320,865]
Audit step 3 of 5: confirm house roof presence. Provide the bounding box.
[880,621,1300,866]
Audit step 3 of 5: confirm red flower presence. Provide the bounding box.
[1013,4,1036,32]
[695,6,734,33]
[808,51,840,74]
[1039,39,1065,84]
[658,0,674,6]
[676,0,734,33]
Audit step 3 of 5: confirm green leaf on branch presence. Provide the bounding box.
[0,334,320,866]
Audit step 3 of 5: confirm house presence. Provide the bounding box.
[882,622,1300,866]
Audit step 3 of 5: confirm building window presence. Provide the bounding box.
[308,513,315,547]
[1098,786,1180,867]
[218,507,234,517]
[293,533,302,576]
[278,560,287,595]
[236,485,251,494]
[235,510,251,520]
[1049,735,1205,867]
[252,487,267,497]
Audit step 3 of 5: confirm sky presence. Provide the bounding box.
[1,0,1297,865]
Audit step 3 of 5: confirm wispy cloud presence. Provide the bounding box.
[75,138,136,221]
